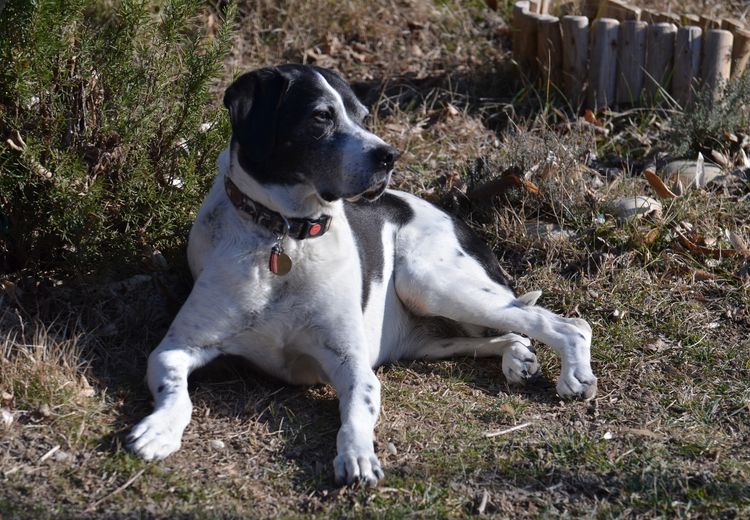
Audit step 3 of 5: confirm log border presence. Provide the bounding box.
[511,0,750,108]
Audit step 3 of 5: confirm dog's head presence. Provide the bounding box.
[223,64,399,203]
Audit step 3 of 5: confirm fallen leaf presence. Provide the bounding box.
[675,230,737,258]
[728,231,750,257]
[643,227,660,245]
[644,168,678,198]
[710,149,730,168]
[468,167,539,204]
[584,109,604,127]
[693,269,717,281]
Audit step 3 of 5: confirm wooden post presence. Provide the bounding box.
[672,26,702,107]
[582,0,602,20]
[616,20,647,105]
[537,15,562,89]
[512,1,531,65]
[561,15,589,106]
[641,9,658,24]
[722,20,750,77]
[655,13,681,25]
[730,27,750,78]
[682,14,701,26]
[701,29,734,98]
[701,16,722,31]
[644,23,677,103]
[539,0,551,14]
[720,19,744,33]
[514,3,542,79]
[588,18,620,109]
[602,0,641,21]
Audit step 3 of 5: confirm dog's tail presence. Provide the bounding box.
[516,290,542,307]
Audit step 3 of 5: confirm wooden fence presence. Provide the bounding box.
[512,0,750,108]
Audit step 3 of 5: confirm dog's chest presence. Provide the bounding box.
[211,218,360,332]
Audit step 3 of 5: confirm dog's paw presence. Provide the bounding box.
[557,365,597,400]
[334,450,384,487]
[126,412,185,461]
[501,336,540,384]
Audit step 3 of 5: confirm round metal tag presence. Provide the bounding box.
[274,252,293,275]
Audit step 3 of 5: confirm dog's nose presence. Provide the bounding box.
[373,145,401,170]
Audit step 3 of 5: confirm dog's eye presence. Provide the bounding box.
[312,109,333,122]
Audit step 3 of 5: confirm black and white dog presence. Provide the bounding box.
[127,64,597,486]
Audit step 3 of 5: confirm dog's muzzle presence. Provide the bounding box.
[345,174,391,203]
[345,145,399,202]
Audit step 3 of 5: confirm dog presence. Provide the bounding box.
[127,64,597,486]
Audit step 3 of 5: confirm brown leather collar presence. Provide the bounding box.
[224,176,331,239]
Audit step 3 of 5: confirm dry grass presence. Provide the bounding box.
[2,0,750,518]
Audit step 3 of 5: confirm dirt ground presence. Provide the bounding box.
[2,0,750,518]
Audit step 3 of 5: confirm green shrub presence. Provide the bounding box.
[0,0,235,277]
[668,75,750,157]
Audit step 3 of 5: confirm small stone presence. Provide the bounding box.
[38,403,51,417]
[386,442,397,456]
[602,431,614,440]
[53,450,74,464]
[209,439,225,450]
[1,408,13,428]
[1,392,12,402]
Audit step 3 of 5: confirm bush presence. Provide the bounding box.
[0,0,235,277]
[668,75,750,157]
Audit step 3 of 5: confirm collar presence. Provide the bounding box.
[224,176,332,239]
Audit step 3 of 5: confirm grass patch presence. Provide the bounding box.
[1,0,750,518]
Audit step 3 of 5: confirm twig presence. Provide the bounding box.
[86,468,146,512]
[484,422,532,438]
[477,489,490,514]
[39,445,60,462]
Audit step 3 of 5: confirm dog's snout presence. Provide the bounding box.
[373,145,400,170]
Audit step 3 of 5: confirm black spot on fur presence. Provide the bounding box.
[157,385,165,393]
[452,217,512,288]
[364,396,372,405]
[482,287,493,293]
[345,193,414,310]
[366,384,374,392]
[368,406,376,415]
[456,249,465,257]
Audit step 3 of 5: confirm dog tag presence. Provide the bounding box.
[269,245,292,275]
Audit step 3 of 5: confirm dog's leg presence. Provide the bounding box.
[126,275,238,460]
[396,268,596,399]
[312,331,383,486]
[408,333,540,384]
[126,342,218,460]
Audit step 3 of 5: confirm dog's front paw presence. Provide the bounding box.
[126,412,186,461]
[501,335,540,384]
[334,449,384,487]
[557,365,597,400]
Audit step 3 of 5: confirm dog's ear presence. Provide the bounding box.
[223,68,288,162]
